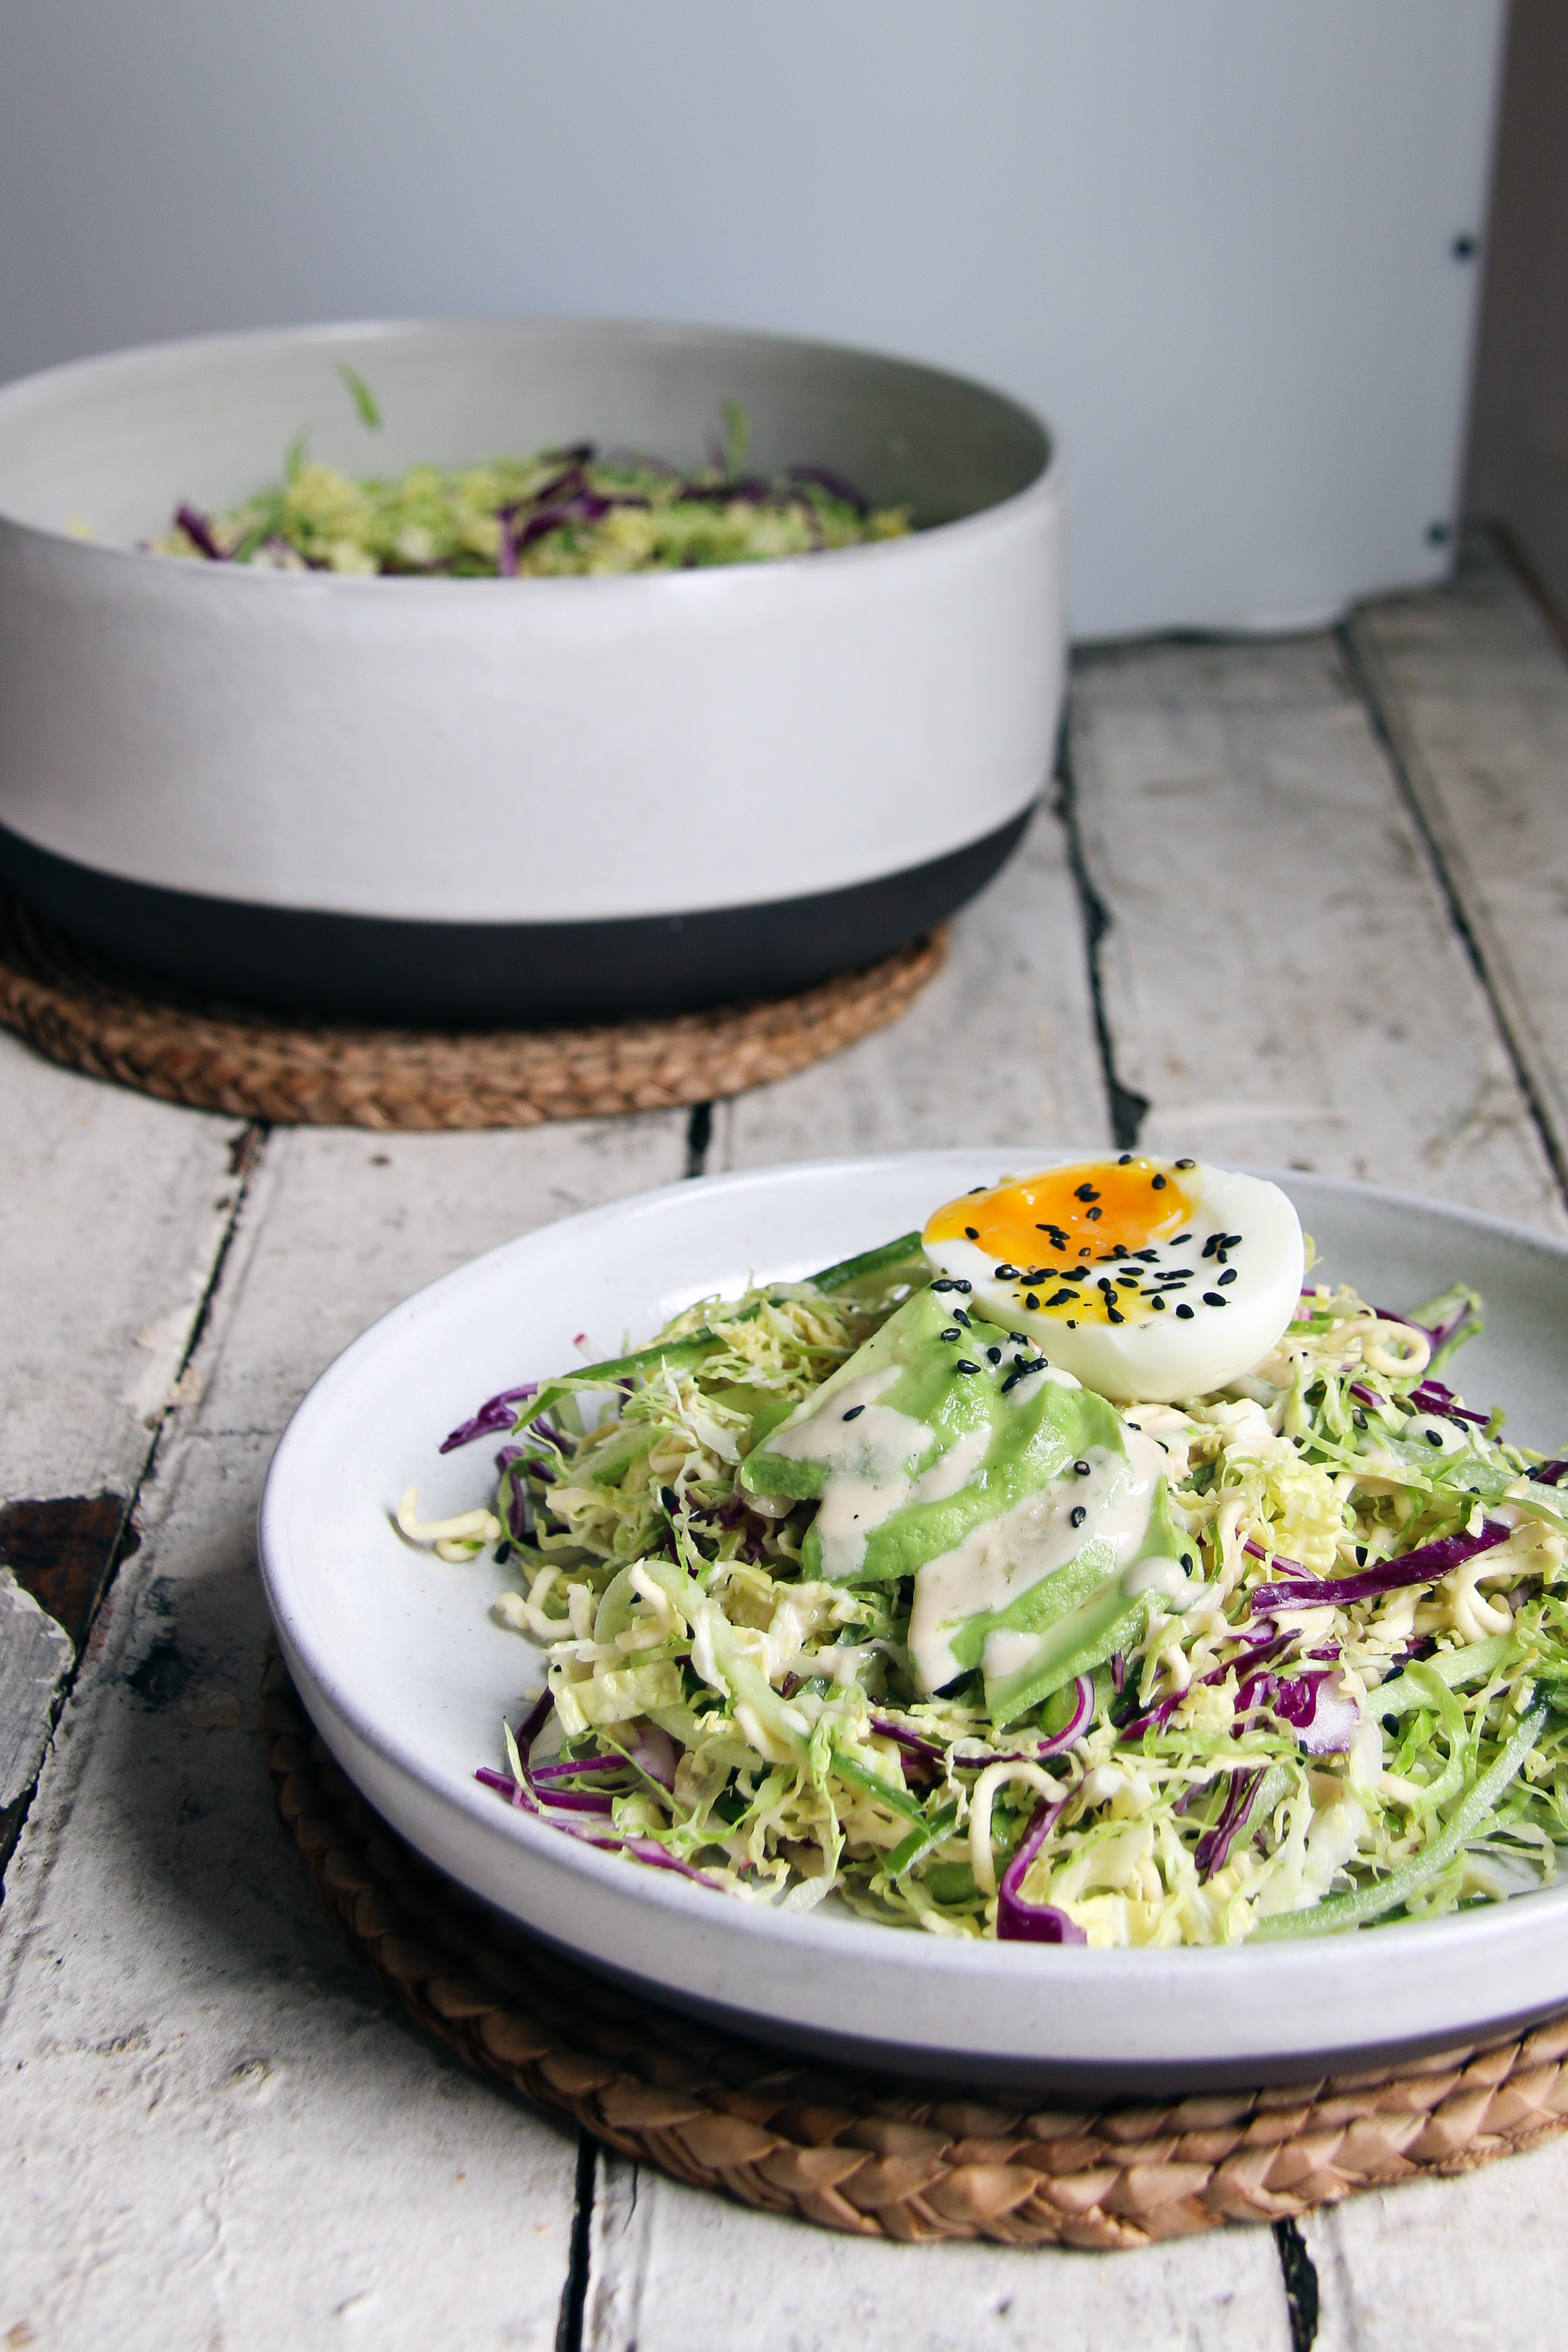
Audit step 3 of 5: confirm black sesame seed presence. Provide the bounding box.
[1150,1296,1166,1310]
[1106,1307,1125,1323]
[1025,1293,1040,1310]
[1074,1460,1091,1475]
[986,1346,1002,1365]
[1217,1268,1238,1286]
[1172,1233,1192,1244]
[954,1280,972,1293]
[1118,1153,1133,1164]
[1078,1247,1091,1259]
[1175,1157,1196,1169]
[1352,1408,1367,1428]
[1071,1505,1087,1528]
[1134,1249,1159,1262]
[1007,1332,1029,1344]
[1046,1288,1075,1307]
[842,1405,865,1421]
[1425,1429,1444,1448]
[1116,1274,1139,1288]
[994,1263,1019,1279]
[1074,1183,1099,1202]
[965,1225,980,1239]
[1202,1235,1219,1258]
[941,1328,961,1342]
[1086,1207,1102,1221]
[1066,1319,1077,1329]
[1151,1173,1167,1190]
[661,1486,680,1512]
[1381,1712,1399,1735]
[931,1278,957,1291]
[953,1308,971,1326]
[1202,1292,1227,1307]
[955,1360,980,1375]
[1175,1304,1194,1319]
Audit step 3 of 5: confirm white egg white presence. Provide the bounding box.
[923,1162,1304,1404]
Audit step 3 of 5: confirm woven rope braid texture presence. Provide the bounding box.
[261,1653,1568,2248]
[0,888,945,1129]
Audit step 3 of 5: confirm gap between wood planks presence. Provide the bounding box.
[8,547,1562,2333]
[0,1121,271,1892]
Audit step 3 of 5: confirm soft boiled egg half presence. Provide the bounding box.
[922,1155,1304,1403]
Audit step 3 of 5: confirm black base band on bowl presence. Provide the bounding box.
[0,807,1033,1024]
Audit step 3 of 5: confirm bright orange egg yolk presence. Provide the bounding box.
[923,1160,1195,1270]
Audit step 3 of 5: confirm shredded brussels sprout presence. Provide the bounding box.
[155,401,909,578]
[400,1239,1568,1943]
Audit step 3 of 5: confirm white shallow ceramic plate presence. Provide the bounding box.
[259,1152,1568,2095]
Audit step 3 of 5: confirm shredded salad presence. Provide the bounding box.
[156,396,909,579]
[396,1227,1568,1947]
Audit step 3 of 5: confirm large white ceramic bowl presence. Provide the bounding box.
[258,1150,1568,2096]
[0,320,1065,1022]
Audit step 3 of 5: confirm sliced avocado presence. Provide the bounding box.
[743,1283,1192,1704]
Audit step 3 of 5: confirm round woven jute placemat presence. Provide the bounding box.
[0,888,945,1129]
[261,1653,1568,2247]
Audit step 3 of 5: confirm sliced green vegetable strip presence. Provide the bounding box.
[1253,1703,1548,1939]
[829,1749,929,1828]
[882,1803,961,1881]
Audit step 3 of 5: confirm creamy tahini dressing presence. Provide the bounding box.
[909,1425,1174,1693]
[766,1365,935,1578]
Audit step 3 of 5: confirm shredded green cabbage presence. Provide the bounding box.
[155,400,909,577]
[401,1245,1568,1943]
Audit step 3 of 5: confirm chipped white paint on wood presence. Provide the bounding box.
[0,1031,243,1497]
[0,1109,692,2349]
[0,1565,72,1805]
[0,1512,579,2351]
[7,562,1568,2344]
[584,2155,1293,2352]
[1069,632,1566,1231]
[711,804,1109,1171]
[1347,533,1568,1193]
[1304,2132,1568,2351]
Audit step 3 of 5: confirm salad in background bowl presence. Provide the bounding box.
[0,318,1064,1024]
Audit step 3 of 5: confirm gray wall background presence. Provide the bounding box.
[1466,0,1568,626]
[0,1,1504,637]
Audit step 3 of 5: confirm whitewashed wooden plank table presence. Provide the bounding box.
[3,531,1567,2351]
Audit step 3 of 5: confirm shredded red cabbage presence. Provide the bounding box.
[1250,1520,1511,1615]
[868,1676,1094,1776]
[176,503,227,560]
[1117,1629,1293,1742]
[530,1754,627,1785]
[1193,1765,1266,1879]
[515,1688,554,1750]
[627,1723,679,1791]
[1531,1460,1568,1486]
[1236,1665,1358,1755]
[996,1792,1084,1943]
[1408,1377,1489,1427]
[786,463,871,515]
[440,1383,539,1453]
[474,1761,721,1887]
